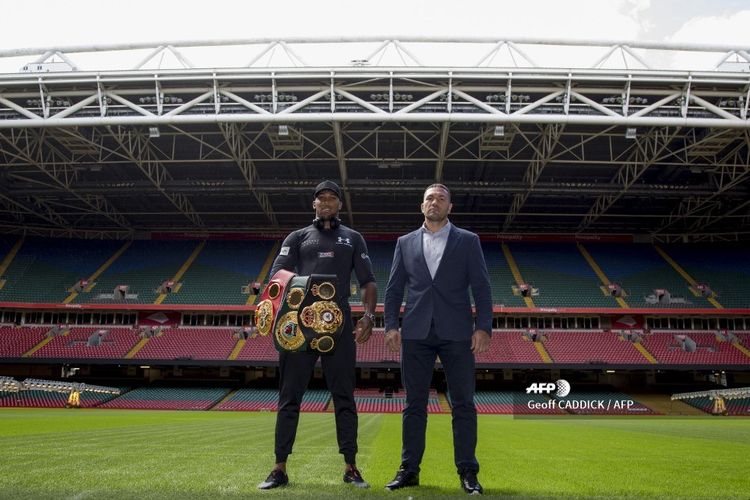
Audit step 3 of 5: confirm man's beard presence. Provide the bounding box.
[425,211,447,222]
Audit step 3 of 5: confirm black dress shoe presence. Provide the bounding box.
[385,467,419,490]
[459,470,483,495]
[258,469,288,490]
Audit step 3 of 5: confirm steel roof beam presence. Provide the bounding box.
[4,37,750,71]
[653,134,750,234]
[578,126,682,231]
[333,122,354,227]
[109,126,203,228]
[218,122,278,227]
[504,123,564,229]
[434,122,450,182]
[0,129,132,230]
[5,181,732,199]
[0,113,747,130]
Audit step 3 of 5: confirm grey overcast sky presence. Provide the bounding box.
[0,0,748,70]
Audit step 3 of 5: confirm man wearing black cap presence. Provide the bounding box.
[258,180,377,490]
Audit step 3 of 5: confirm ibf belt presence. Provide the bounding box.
[254,270,344,355]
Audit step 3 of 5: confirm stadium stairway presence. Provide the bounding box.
[501,243,534,308]
[438,392,452,412]
[353,389,442,413]
[732,340,750,360]
[133,328,236,360]
[235,334,277,362]
[100,387,231,410]
[22,337,55,357]
[212,388,330,412]
[0,326,48,357]
[642,331,748,365]
[72,240,197,305]
[301,390,331,412]
[210,388,239,410]
[661,243,750,309]
[154,241,205,305]
[630,394,705,416]
[654,245,723,309]
[22,328,68,358]
[161,240,275,306]
[31,327,140,359]
[543,330,648,364]
[481,243,525,307]
[0,238,127,303]
[0,237,24,290]
[125,338,150,359]
[228,339,246,360]
[577,243,629,308]
[509,243,612,308]
[534,341,553,363]
[584,243,711,309]
[632,342,658,364]
[213,388,279,411]
[246,242,280,306]
[63,241,132,304]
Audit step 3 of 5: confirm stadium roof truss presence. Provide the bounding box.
[0,38,748,241]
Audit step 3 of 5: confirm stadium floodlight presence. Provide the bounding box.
[278,124,289,136]
[148,126,160,138]
[625,127,637,139]
[0,376,22,393]
[15,378,120,395]
[494,125,505,137]
[672,387,750,401]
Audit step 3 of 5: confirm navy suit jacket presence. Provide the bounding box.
[384,224,493,341]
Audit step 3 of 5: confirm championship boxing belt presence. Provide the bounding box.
[297,275,343,355]
[272,275,309,352]
[258,272,344,355]
[254,269,294,337]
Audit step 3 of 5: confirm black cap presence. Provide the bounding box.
[314,180,342,199]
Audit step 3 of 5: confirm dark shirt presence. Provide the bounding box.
[270,224,375,306]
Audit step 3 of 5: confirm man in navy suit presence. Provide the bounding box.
[383,183,492,495]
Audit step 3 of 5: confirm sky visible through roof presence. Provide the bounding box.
[0,0,748,72]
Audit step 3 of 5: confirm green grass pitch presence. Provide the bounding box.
[0,409,748,499]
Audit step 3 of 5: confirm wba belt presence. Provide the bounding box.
[254,270,344,354]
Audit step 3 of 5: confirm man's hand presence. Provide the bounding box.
[471,329,491,354]
[385,329,401,352]
[354,316,374,344]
